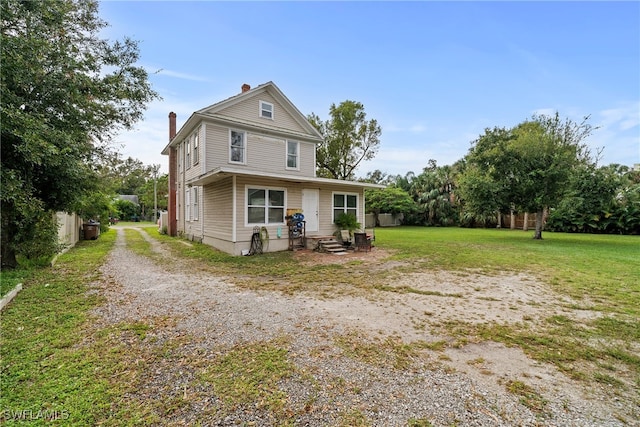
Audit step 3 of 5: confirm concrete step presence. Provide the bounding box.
[318,238,347,254]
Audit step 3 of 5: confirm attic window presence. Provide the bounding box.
[260,101,273,119]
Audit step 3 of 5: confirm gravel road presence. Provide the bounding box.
[91,227,631,426]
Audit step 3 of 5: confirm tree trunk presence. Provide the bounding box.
[533,209,545,239]
[1,211,18,270]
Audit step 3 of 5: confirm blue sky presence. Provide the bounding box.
[99,1,640,177]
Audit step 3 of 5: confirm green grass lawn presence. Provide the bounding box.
[1,226,638,424]
[376,227,639,315]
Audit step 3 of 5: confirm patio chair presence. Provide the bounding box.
[354,232,371,252]
[340,229,353,248]
[364,228,375,243]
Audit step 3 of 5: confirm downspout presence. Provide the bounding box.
[232,175,237,243]
[200,126,205,241]
[168,112,177,236]
[362,189,366,229]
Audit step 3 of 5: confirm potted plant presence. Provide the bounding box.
[334,213,361,245]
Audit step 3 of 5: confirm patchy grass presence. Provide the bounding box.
[199,337,295,421]
[142,226,639,398]
[408,419,434,427]
[505,379,548,413]
[4,224,636,424]
[335,331,429,370]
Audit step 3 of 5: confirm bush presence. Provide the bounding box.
[335,212,361,232]
[14,210,65,265]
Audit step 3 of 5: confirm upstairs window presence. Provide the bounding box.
[260,101,273,119]
[230,130,245,164]
[185,138,191,169]
[192,131,199,166]
[286,140,299,169]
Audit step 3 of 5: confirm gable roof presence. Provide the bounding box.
[162,82,323,155]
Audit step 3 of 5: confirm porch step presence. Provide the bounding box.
[318,239,347,255]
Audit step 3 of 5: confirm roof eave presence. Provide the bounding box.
[186,167,386,189]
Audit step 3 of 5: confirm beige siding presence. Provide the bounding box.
[184,126,203,182]
[316,185,365,237]
[203,177,233,241]
[203,122,316,178]
[298,141,316,174]
[217,92,307,134]
[204,123,230,171]
[196,173,367,255]
[234,175,295,243]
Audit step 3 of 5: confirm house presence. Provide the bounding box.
[161,82,384,255]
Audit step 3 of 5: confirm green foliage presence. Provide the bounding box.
[13,210,65,265]
[457,165,500,227]
[113,198,140,221]
[0,0,158,269]
[1,231,118,425]
[458,113,595,238]
[547,165,640,234]
[334,212,361,232]
[365,187,417,225]
[74,191,114,230]
[408,162,461,226]
[309,100,381,180]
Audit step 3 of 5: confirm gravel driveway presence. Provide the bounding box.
[93,227,629,426]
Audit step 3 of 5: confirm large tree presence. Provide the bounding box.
[365,187,417,226]
[459,113,595,239]
[308,100,381,180]
[1,0,158,269]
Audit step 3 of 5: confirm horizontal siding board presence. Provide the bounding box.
[203,177,233,240]
[217,92,307,134]
[183,126,203,181]
[204,123,229,171]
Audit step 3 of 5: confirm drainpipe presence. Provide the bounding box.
[168,112,177,236]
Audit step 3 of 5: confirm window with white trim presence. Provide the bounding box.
[192,131,199,166]
[247,187,285,225]
[185,138,191,169]
[259,101,273,119]
[286,140,299,169]
[333,193,358,223]
[192,187,199,220]
[230,130,245,164]
[178,142,183,172]
[185,188,191,221]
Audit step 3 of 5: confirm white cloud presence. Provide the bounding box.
[154,68,212,82]
[598,102,640,132]
[384,122,428,134]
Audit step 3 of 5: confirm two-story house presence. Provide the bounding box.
[161,81,383,255]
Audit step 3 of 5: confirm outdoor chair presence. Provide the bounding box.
[354,232,371,252]
[340,229,353,249]
[364,228,375,243]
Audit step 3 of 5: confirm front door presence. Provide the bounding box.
[302,189,319,232]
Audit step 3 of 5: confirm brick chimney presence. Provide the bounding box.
[169,111,177,140]
[168,112,177,236]
[241,83,251,93]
